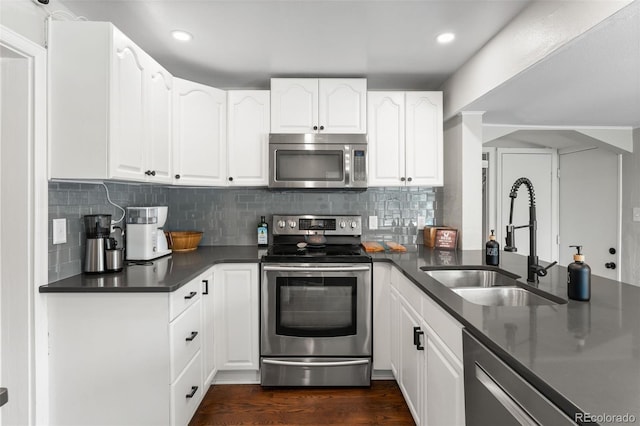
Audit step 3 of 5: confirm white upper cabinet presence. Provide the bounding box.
[271,78,366,134]
[49,21,172,183]
[367,91,443,187]
[173,78,227,186]
[147,63,174,183]
[227,91,270,186]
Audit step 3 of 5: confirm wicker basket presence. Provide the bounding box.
[165,231,203,252]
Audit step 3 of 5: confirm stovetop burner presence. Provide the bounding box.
[261,214,371,263]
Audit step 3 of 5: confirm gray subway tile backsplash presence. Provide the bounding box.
[48,182,443,282]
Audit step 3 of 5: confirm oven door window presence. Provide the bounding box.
[275,150,344,181]
[275,276,356,337]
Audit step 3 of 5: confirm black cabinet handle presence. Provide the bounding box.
[185,386,198,398]
[186,331,198,341]
[413,326,424,350]
[202,279,209,295]
[605,262,617,270]
[319,125,324,130]
[150,170,156,176]
[228,177,233,182]
[184,291,197,300]
[145,170,152,176]
[400,177,406,182]
[609,247,616,255]
[175,174,181,179]
[313,125,318,130]
[407,177,412,182]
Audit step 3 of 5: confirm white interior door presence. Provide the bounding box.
[559,148,620,279]
[497,149,558,262]
[0,27,48,425]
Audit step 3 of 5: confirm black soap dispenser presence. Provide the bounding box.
[485,229,500,266]
[567,245,591,301]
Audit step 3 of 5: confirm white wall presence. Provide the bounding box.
[621,128,640,286]
[443,113,483,249]
[0,0,75,47]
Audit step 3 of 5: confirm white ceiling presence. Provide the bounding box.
[59,0,639,130]
[59,0,531,90]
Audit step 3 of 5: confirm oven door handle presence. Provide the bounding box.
[262,265,371,272]
[262,359,370,367]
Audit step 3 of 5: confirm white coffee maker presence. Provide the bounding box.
[125,206,172,260]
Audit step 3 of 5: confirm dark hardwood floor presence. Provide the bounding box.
[189,380,415,425]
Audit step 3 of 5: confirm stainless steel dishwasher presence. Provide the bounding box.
[463,330,576,425]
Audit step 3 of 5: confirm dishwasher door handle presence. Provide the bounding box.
[475,364,539,426]
[262,359,370,367]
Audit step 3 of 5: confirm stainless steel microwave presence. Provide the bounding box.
[268,134,368,190]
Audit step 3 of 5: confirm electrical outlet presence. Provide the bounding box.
[369,216,378,230]
[53,218,67,244]
[417,216,426,228]
[634,208,640,222]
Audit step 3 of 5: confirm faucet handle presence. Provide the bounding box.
[531,261,558,277]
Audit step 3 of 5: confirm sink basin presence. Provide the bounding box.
[423,268,520,288]
[451,287,560,306]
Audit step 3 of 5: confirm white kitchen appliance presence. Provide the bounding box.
[125,206,171,260]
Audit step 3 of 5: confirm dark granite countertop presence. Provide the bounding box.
[370,247,640,425]
[40,246,264,293]
[40,244,640,424]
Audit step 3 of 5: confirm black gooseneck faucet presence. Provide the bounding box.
[504,177,557,282]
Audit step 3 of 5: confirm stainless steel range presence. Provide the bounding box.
[260,214,372,387]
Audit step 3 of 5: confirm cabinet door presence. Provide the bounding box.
[367,92,406,186]
[173,78,227,186]
[147,63,173,183]
[214,264,259,370]
[319,79,367,134]
[200,269,216,387]
[270,78,318,133]
[423,321,465,426]
[399,296,423,425]
[110,28,147,181]
[405,92,443,186]
[389,287,400,380]
[227,91,270,186]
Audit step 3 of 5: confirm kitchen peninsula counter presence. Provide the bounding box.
[370,247,640,425]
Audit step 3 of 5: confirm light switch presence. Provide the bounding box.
[634,208,640,222]
[53,218,67,244]
[369,216,378,230]
[417,216,426,228]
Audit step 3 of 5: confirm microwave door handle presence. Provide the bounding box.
[262,265,371,272]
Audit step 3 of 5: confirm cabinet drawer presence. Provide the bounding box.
[170,299,202,382]
[422,293,463,360]
[171,351,203,426]
[170,278,200,321]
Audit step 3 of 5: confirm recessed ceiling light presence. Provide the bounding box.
[171,30,193,42]
[436,32,455,44]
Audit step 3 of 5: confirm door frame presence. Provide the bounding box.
[0,24,48,425]
[495,148,559,262]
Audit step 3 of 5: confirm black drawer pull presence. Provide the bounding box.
[413,326,425,350]
[185,386,198,398]
[202,279,209,295]
[186,331,198,341]
[184,291,197,300]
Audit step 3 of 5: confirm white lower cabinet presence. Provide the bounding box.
[200,269,217,387]
[47,273,207,426]
[213,263,260,380]
[385,265,466,426]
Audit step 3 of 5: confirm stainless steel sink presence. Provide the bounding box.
[423,268,520,288]
[451,287,560,306]
[422,267,566,306]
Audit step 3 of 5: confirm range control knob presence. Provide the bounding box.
[339,221,347,229]
[277,220,286,229]
[350,221,358,229]
[289,221,297,229]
